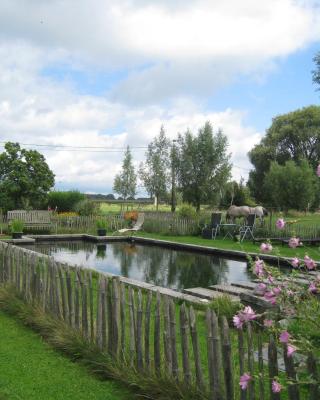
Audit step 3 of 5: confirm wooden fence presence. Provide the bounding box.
[0,241,318,399]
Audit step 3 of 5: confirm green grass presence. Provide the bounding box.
[135,232,320,261]
[0,310,129,400]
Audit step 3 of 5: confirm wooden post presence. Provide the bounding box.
[189,306,205,392]
[283,343,300,400]
[169,299,179,380]
[211,309,223,399]
[306,352,319,400]
[120,282,126,360]
[163,296,172,373]
[238,329,247,400]
[144,290,152,369]
[136,289,143,371]
[180,303,191,386]
[154,291,161,376]
[66,270,73,327]
[221,316,234,400]
[107,279,113,355]
[247,322,255,400]
[58,265,68,321]
[112,277,120,358]
[257,332,265,400]
[88,271,94,342]
[128,286,136,366]
[74,274,80,330]
[268,335,280,400]
[81,272,89,339]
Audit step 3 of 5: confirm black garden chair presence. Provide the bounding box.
[201,212,222,240]
[239,213,256,242]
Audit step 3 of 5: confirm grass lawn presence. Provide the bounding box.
[0,311,129,400]
[136,232,320,261]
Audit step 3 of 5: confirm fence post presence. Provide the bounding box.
[307,352,319,400]
[169,299,179,381]
[136,289,143,371]
[247,322,255,400]
[163,295,172,373]
[268,335,280,400]
[180,303,191,387]
[154,291,161,376]
[283,343,300,400]
[144,290,152,369]
[189,306,205,392]
[222,316,234,400]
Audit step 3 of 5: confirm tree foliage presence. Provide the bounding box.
[312,51,320,90]
[176,122,231,211]
[47,190,85,212]
[0,142,55,211]
[113,146,137,200]
[248,106,320,202]
[220,178,254,207]
[263,159,317,211]
[139,126,170,207]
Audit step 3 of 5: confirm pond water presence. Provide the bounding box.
[22,240,254,291]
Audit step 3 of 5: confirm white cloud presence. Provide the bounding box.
[0,1,319,192]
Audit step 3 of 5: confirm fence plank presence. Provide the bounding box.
[257,332,265,400]
[222,316,234,400]
[247,322,255,400]
[120,282,126,360]
[128,286,136,366]
[154,291,161,376]
[307,352,319,400]
[268,335,280,400]
[144,290,152,369]
[163,296,172,373]
[189,306,205,392]
[112,277,120,358]
[169,299,179,380]
[136,289,143,371]
[180,303,191,387]
[283,344,300,400]
[238,329,247,400]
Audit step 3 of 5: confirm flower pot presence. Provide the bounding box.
[97,228,107,236]
[12,232,23,239]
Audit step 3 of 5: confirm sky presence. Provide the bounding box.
[0,0,320,196]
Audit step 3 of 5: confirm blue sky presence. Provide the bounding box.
[0,0,319,194]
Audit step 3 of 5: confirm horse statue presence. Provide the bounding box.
[226,205,268,225]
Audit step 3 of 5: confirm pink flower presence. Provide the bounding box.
[264,291,277,305]
[273,286,282,295]
[291,257,299,268]
[276,218,286,229]
[233,306,257,329]
[233,315,243,329]
[254,259,265,277]
[267,274,274,283]
[239,373,252,390]
[317,164,320,177]
[279,331,290,343]
[260,242,273,253]
[254,282,267,296]
[308,281,318,293]
[304,255,316,270]
[272,380,282,393]
[287,344,296,357]
[288,237,300,248]
[264,319,273,328]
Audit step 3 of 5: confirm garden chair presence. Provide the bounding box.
[239,213,256,242]
[114,213,145,235]
[201,212,222,239]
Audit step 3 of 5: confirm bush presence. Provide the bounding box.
[73,199,97,216]
[96,219,108,229]
[47,191,85,212]
[10,219,24,233]
[177,203,197,219]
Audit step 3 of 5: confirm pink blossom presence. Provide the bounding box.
[308,281,318,293]
[239,373,252,390]
[267,274,274,283]
[241,306,257,322]
[254,282,267,296]
[273,286,282,295]
[317,163,320,177]
[287,344,296,357]
[264,319,273,328]
[233,315,243,329]
[254,259,265,277]
[304,255,317,270]
[288,237,300,248]
[264,291,277,305]
[291,257,299,268]
[272,380,282,393]
[260,242,273,253]
[276,218,286,229]
[279,331,290,343]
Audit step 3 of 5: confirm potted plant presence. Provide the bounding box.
[11,219,24,239]
[96,219,107,236]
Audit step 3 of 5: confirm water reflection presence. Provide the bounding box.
[21,241,253,291]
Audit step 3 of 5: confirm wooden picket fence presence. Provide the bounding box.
[0,240,319,399]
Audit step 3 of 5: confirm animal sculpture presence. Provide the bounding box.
[226,205,268,225]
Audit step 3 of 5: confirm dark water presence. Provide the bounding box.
[22,240,254,291]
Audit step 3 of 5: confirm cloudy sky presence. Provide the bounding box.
[0,0,320,195]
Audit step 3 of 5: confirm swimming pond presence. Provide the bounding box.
[21,240,256,291]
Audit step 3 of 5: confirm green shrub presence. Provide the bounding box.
[209,295,241,322]
[177,203,197,219]
[47,191,85,212]
[10,219,24,233]
[96,219,108,229]
[73,199,97,216]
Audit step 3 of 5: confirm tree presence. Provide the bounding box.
[176,122,231,211]
[263,159,317,211]
[113,146,137,200]
[220,178,254,207]
[312,51,320,90]
[139,126,170,209]
[0,142,55,211]
[248,106,320,202]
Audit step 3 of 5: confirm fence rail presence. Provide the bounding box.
[0,241,318,399]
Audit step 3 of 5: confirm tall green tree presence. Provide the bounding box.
[248,105,320,202]
[263,159,317,211]
[139,126,170,208]
[0,142,55,211]
[312,51,320,89]
[113,146,137,200]
[176,122,231,211]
